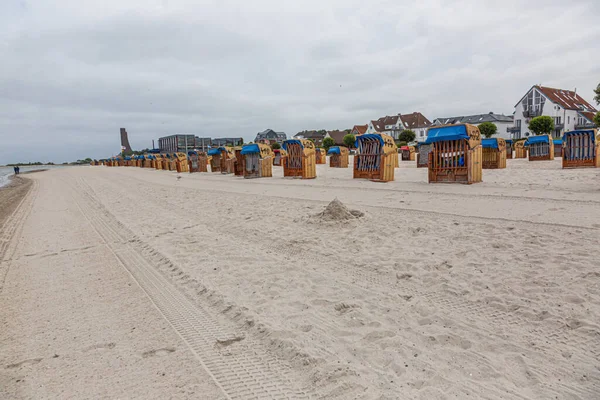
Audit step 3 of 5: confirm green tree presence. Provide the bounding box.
[398,129,416,143]
[271,142,281,150]
[594,112,600,127]
[322,137,335,150]
[128,148,148,156]
[344,128,351,133]
[478,122,498,138]
[343,134,356,148]
[528,116,555,135]
[594,83,600,105]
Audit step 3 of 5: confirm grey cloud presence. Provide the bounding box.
[0,0,599,163]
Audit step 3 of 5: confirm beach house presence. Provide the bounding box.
[432,113,513,140]
[327,130,348,146]
[367,116,403,139]
[400,112,433,142]
[575,111,597,130]
[509,85,597,139]
[254,129,287,145]
[293,130,328,147]
[367,112,432,141]
[350,125,368,136]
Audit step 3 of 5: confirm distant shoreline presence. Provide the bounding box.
[0,167,51,188]
[2,164,60,167]
[0,175,33,227]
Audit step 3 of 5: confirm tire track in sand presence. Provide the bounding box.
[68,176,311,400]
[0,180,38,294]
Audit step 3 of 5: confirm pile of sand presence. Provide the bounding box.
[310,198,364,222]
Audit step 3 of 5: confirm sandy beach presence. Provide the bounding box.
[1,159,599,399]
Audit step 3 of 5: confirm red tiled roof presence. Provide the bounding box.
[399,112,432,129]
[370,120,381,132]
[536,86,597,111]
[579,111,596,122]
[352,125,368,135]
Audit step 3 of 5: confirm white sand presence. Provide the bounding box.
[1,158,599,399]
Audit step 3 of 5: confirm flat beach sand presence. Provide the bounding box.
[1,159,599,399]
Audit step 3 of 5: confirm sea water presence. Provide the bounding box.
[0,165,67,188]
[0,167,11,187]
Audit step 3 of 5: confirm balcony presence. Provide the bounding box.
[554,123,564,130]
[507,126,521,133]
[522,109,542,118]
[575,122,596,129]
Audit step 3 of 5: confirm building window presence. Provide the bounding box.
[522,89,546,114]
[567,116,570,124]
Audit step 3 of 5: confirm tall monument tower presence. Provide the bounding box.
[120,128,133,153]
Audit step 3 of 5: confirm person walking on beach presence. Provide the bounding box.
[16,166,20,175]
[13,166,17,175]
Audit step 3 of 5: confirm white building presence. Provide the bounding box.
[510,85,597,139]
[576,111,597,130]
[254,129,287,144]
[367,115,403,138]
[400,112,433,142]
[367,112,432,142]
[432,112,513,140]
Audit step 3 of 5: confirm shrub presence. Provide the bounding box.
[322,137,335,150]
[478,122,497,138]
[343,134,356,148]
[593,112,600,127]
[398,129,416,143]
[528,116,554,135]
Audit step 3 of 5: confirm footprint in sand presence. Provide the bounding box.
[563,294,585,305]
[362,330,396,341]
[82,342,116,352]
[334,303,360,314]
[142,347,176,358]
[6,358,43,369]
[503,354,538,388]
[435,334,472,350]
[216,335,245,347]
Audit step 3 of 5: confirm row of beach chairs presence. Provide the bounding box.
[93,127,599,185]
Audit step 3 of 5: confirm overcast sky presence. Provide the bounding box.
[1,0,599,163]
